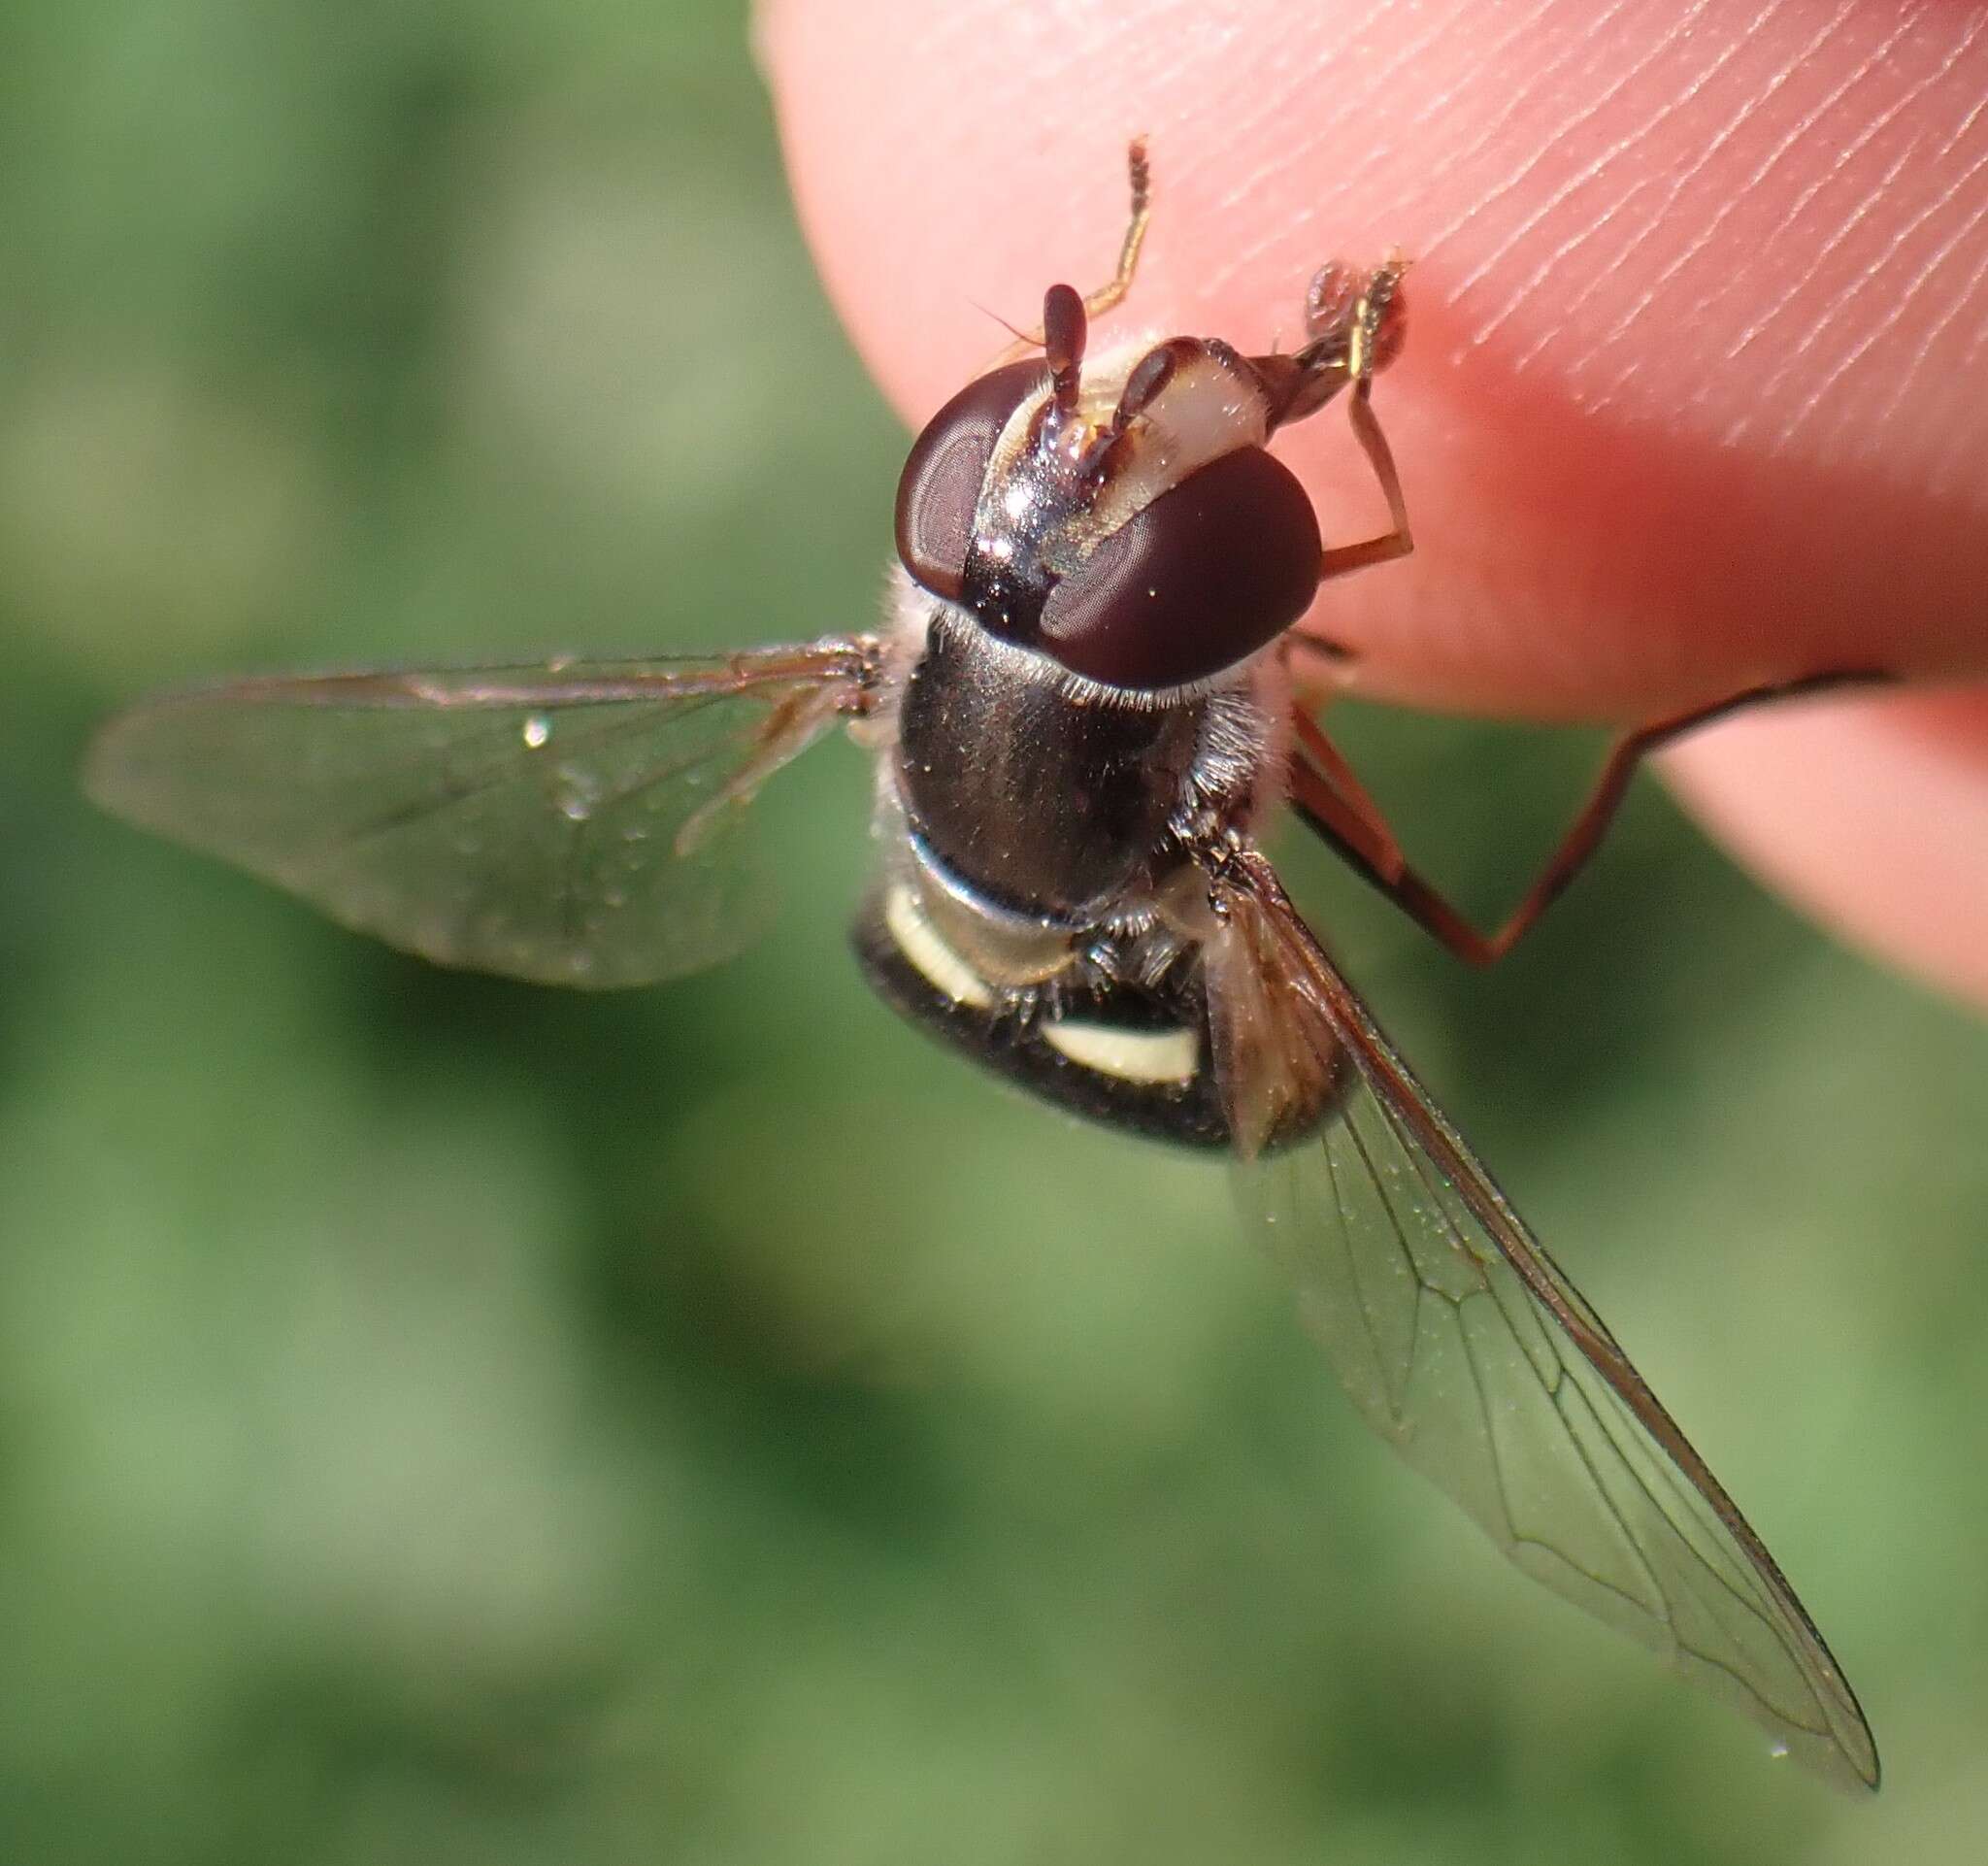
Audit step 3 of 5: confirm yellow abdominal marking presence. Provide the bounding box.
[883,882,995,1010]
[1042,1019,1197,1085]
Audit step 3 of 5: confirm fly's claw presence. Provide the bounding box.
[1304,255,1409,388]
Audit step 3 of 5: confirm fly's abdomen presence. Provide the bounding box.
[850,876,1234,1148]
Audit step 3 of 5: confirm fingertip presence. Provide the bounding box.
[763,5,1184,423]
[764,0,1988,718]
[1663,689,1988,1012]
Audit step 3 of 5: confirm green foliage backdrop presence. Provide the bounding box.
[3,6,1983,1861]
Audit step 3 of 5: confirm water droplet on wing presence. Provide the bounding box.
[554,764,601,822]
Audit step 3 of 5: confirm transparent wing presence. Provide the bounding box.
[85,637,879,987]
[1205,847,1877,1791]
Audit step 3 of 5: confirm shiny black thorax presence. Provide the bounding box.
[894,611,1205,923]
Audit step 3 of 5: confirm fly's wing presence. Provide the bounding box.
[85,637,878,988]
[1203,846,1878,1792]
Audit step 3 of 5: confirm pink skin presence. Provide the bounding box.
[760,0,1988,1007]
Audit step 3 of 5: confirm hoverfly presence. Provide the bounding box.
[86,141,1876,1789]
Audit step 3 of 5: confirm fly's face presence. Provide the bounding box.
[82,143,1879,1791]
[895,269,1399,691]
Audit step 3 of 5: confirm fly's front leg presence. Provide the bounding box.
[1290,672,1893,967]
[1251,257,1415,588]
[1315,383,1415,583]
[1315,258,1414,581]
[995,137,1150,364]
[1080,134,1151,321]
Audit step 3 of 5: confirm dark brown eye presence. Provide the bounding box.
[894,360,1044,600]
[1036,446,1321,689]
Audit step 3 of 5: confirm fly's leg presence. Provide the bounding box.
[1249,258,1414,583]
[996,138,1150,363]
[1081,134,1152,320]
[1314,259,1413,577]
[1285,705,1405,883]
[1315,382,1415,582]
[1308,255,1408,383]
[1254,254,1408,431]
[1287,672,1892,967]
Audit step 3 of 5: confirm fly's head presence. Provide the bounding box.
[892,262,1407,694]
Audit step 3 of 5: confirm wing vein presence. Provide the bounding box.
[1209,847,1877,1788]
[1318,1121,1406,1431]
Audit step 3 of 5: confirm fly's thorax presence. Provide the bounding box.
[893,609,1195,928]
[886,601,1284,945]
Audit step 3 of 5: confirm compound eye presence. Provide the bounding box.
[1037,445,1321,689]
[894,359,1045,599]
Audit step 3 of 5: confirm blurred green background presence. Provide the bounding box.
[4,4,1985,1861]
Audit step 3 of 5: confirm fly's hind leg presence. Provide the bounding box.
[1287,672,1895,966]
